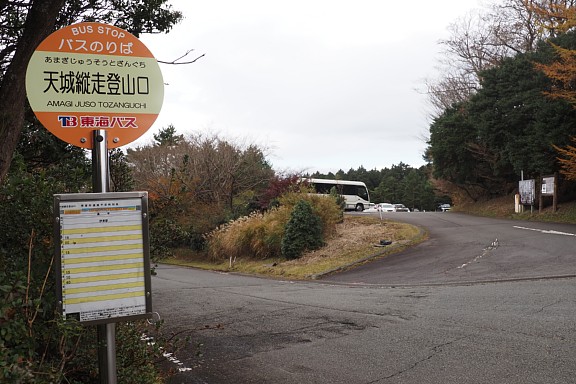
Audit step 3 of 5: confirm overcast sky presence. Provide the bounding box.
[138,0,481,174]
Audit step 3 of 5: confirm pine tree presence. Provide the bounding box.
[281,199,324,260]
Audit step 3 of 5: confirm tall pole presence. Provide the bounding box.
[92,130,117,384]
[553,172,558,213]
[92,130,110,193]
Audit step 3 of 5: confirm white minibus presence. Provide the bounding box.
[306,178,372,211]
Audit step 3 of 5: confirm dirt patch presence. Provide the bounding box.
[285,216,417,266]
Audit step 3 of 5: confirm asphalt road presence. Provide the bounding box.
[154,212,576,383]
[326,211,576,285]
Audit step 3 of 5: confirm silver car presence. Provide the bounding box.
[393,204,410,212]
[375,203,395,212]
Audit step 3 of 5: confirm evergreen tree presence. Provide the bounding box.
[427,31,576,197]
[281,199,323,260]
[153,124,184,146]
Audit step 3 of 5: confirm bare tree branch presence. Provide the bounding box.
[157,49,205,65]
[424,0,569,117]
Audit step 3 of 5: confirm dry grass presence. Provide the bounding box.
[163,215,425,279]
[456,195,516,217]
[455,194,576,223]
[203,192,343,261]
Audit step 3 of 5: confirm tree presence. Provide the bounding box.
[310,163,439,211]
[281,199,323,260]
[471,34,576,178]
[371,176,396,203]
[424,69,479,114]
[110,148,134,191]
[402,168,430,211]
[554,137,576,180]
[524,3,576,181]
[427,31,576,199]
[127,132,275,249]
[0,2,183,380]
[16,120,90,181]
[425,0,569,115]
[532,28,576,107]
[526,0,576,36]
[258,173,301,210]
[0,0,182,183]
[0,0,65,183]
[153,124,184,146]
[428,103,498,199]
[0,115,156,382]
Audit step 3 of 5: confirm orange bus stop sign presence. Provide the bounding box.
[26,22,164,148]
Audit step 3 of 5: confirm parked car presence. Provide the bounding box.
[393,204,410,212]
[375,203,395,212]
[438,203,451,212]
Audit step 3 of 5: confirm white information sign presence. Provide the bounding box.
[541,176,555,196]
[55,192,151,324]
[519,179,535,205]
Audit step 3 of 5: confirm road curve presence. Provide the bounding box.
[322,212,576,286]
[154,212,576,384]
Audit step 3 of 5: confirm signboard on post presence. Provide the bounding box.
[27,22,164,380]
[539,174,558,213]
[541,176,555,196]
[519,179,535,205]
[54,192,152,324]
[26,22,163,149]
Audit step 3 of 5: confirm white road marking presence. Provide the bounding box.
[513,226,576,237]
[141,334,193,372]
[457,239,499,269]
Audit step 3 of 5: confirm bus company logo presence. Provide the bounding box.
[58,116,78,127]
[57,115,138,128]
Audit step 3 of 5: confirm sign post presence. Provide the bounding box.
[93,129,114,384]
[540,174,558,213]
[518,179,535,214]
[27,22,163,383]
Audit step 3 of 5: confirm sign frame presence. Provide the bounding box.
[54,191,152,325]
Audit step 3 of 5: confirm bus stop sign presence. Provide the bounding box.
[26,22,164,148]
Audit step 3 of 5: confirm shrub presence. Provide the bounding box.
[149,217,190,261]
[281,199,324,259]
[278,188,343,239]
[205,189,341,261]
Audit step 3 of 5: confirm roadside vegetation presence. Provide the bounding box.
[0,127,187,383]
[454,194,576,224]
[165,212,424,280]
[165,184,424,280]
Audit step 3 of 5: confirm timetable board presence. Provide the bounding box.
[54,192,152,324]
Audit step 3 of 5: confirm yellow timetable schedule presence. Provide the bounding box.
[57,195,150,323]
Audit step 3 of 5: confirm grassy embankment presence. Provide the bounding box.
[162,215,425,280]
[455,194,576,223]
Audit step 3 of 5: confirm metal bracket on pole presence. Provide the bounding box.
[92,130,118,384]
